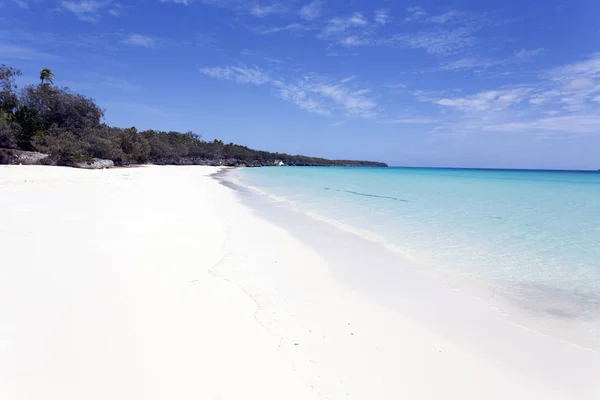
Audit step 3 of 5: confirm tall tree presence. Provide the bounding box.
[39,68,54,86]
[0,64,22,115]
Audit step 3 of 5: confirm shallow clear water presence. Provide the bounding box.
[235,166,600,347]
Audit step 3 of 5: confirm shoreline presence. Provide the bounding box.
[226,166,600,351]
[1,165,599,399]
[216,167,600,397]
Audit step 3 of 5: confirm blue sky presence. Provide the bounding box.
[2,0,600,169]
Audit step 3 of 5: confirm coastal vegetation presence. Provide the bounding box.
[0,64,386,167]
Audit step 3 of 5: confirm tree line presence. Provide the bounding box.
[0,65,387,167]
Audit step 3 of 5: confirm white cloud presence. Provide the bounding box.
[253,23,312,35]
[250,3,283,17]
[420,54,600,141]
[160,0,288,17]
[430,11,464,24]
[484,115,600,134]
[528,90,560,105]
[273,77,378,117]
[405,7,465,24]
[394,26,477,55]
[540,53,600,111]
[440,57,507,71]
[392,117,438,124]
[199,65,377,118]
[386,82,407,89]
[404,6,427,22]
[320,12,367,36]
[274,80,331,115]
[547,53,600,80]
[299,0,322,20]
[199,65,271,85]
[312,83,377,117]
[374,9,391,25]
[434,88,532,112]
[317,12,373,47]
[13,0,28,8]
[107,3,124,16]
[60,0,114,21]
[339,35,367,47]
[515,48,544,61]
[122,33,159,48]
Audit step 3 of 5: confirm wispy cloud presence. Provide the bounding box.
[484,115,600,134]
[252,23,313,35]
[392,26,478,55]
[440,56,507,71]
[273,79,331,115]
[60,0,117,22]
[320,12,367,36]
[313,83,377,117]
[404,6,427,22]
[317,12,373,46]
[199,64,377,118]
[515,48,544,61]
[121,33,159,48]
[419,53,600,140]
[404,7,466,25]
[199,65,271,85]
[250,3,283,17]
[160,0,288,17]
[433,88,532,112]
[391,117,438,124]
[13,0,28,8]
[159,0,189,5]
[440,48,544,72]
[299,0,322,20]
[430,11,465,24]
[374,9,391,25]
[273,75,378,118]
[107,3,124,16]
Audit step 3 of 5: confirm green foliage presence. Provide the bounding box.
[0,63,387,167]
[0,64,22,115]
[0,111,20,149]
[39,68,54,86]
[32,125,90,165]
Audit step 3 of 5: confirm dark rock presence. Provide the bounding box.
[0,148,51,165]
[74,158,114,169]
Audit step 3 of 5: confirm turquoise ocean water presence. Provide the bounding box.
[234,167,600,348]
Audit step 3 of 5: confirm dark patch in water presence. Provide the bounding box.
[324,188,408,202]
[486,215,504,220]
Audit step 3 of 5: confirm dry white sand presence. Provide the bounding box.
[1,165,598,400]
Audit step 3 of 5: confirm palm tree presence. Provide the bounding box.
[39,68,54,86]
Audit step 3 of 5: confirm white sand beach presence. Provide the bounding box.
[1,165,599,400]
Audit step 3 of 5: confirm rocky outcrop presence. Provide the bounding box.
[74,158,114,169]
[0,149,51,165]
